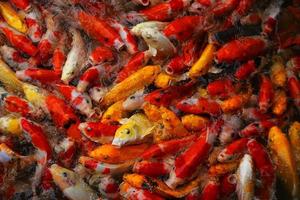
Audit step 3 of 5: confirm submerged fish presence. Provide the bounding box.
[289,121,300,173]
[131,21,176,57]
[268,126,300,198]
[49,164,98,200]
[112,113,156,147]
[236,154,255,200]
[123,89,146,111]
[0,116,21,136]
[61,28,87,84]
[22,83,48,113]
[0,58,24,93]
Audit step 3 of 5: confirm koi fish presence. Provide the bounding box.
[131,21,176,57]
[236,154,255,200]
[79,121,119,144]
[112,113,156,147]
[122,89,146,111]
[0,58,24,93]
[0,116,22,136]
[61,28,87,84]
[79,156,134,175]
[0,45,31,70]
[49,164,99,200]
[0,2,27,33]
[268,126,300,198]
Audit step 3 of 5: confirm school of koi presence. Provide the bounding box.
[0,0,299,199]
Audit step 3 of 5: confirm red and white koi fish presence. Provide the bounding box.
[78,121,119,144]
[133,160,171,177]
[247,139,275,199]
[79,156,134,176]
[166,120,222,188]
[56,84,95,117]
[16,68,61,84]
[218,138,249,163]
[38,9,61,62]
[239,119,277,138]
[98,176,119,199]
[77,65,104,93]
[141,135,197,159]
[55,137,76,168]
[23,5,44,43]
[110,20,138,54]
[0,45,31,70]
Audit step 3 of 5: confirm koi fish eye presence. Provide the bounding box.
[62,172,68,177]
[123,128,131,135]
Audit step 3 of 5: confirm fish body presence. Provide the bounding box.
[236,154,255,200]
[79,156,133,175]
[0,45,30,70]
[61,28,87,84]
[49,164,99,200]
[79,122,119,144]
[132,21,175,57]
[22,83,48,112]
[123,89,146,111]
[0,116,21,136]
[23,5,44,43]
[289,121,300,173]
[56,84,95,117]
[0,58,24,93]
[112,113,156,146]
[38,9,60,61]
[89,144,149,164]
[268,126,300,198]
[0,2,27,33]
[101,65,160,106]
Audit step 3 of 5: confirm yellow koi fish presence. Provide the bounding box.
[268,126,299,198]
[112,113,156,147]
[0,58,24,93]
[0,2,27,33]
[0,116,21,136]
[289,121,300,174]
